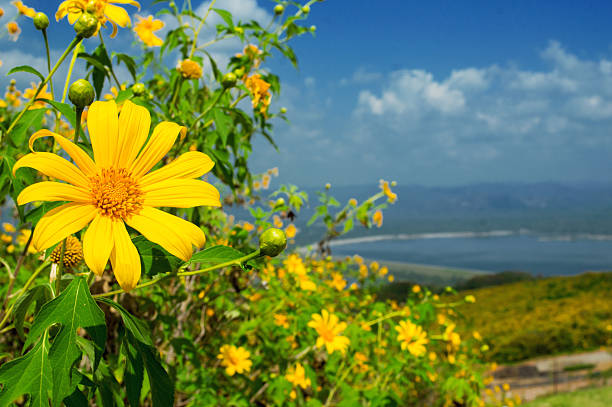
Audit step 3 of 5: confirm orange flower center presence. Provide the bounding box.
[90,168,143,219]
[319,325,336,342]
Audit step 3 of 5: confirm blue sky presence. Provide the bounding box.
[3,1,612,187]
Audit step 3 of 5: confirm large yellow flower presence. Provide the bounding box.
[13,100,221,291]
[134,15,164,47]
[307,309,350,355]
[56,0,140,38]
[395,320,428,357]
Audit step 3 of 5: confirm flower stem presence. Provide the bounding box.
[55,239,67,296]
[192,88,226,124]
[4,36,82,140]
[61,44,81,105]
[92,249,261,299]
[74,106,83,147]
[188,0,217,59]
[42,29,54,99]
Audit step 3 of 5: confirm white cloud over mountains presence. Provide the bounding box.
[344,41,612,184]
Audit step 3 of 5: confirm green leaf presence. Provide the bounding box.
[0,335,52,407]
[123,334,144,407]
[213,108,232,147]
[39,100,77,128]
[343,217,354,234]
[7,65,45,82]
[13,284,53,340]
[25,277,106,406]
[131,236,183,277]
[188,245,245,265]
[212,8,233,27]
[96,297,152,346]
[114,53,138,81]
[9,108,45,146]
[125,331,174,407]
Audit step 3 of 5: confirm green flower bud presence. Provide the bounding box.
[301,5,310,13]
[74,12,98,38]
[234,26,244,35]
[131,82,146,96]
[33,12,49,30]
[222,72,237,88]
[275,197,286,207]
[68,79,95,108]
[280,107,287,114]
[274,4,284,14]
[234,67,245,78]
[310,25,316,32]
[259,228,287,257]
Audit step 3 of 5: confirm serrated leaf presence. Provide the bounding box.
[7,65,45,82]
[0,334,52,407]
[189,245,245,265]
[97,297,152,346]
[13,284,53,340]
[131,236,182,277]
[25,277,106,406]
[125,332,174,407]
[123,334,144,407]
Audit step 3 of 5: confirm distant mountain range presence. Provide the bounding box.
[288,182,612,244]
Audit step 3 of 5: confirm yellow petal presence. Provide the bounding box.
[139,151,215,187]
[109,220,141,291]
[13,152,90,188]
[31,203,96,251]
[17,182,90,205]
[105,3,130,27]
[129,121,186,178]
[67,10,80,24]
[83,214,114,276]
[141,179,221,208]
[110,0,140,7]
[88,100,119,168]
[116,100,151,168]
[126,206,205,261]
[29,129,97,177]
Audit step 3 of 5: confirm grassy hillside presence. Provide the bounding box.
[522,385,612,407]
[454,272,612,363]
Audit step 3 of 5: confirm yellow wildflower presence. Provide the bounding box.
[104,84,126,100]
[328,272,346,291]
[0,8,4,18]
[56,0,140,38]
[7,245,15,253]
[206,308,214,317]
[348,198,357,206]
[379,179,397,203]
[262,173,271,189]
[7,21,20,41]
[13,100,221,291]
[1,234,12,243]
[285,362,311,389]
[395,320,428,357]
[285,223,297,239]
[177,59,202,79]
[308,309,350,355]
[359,264,368,278]
[388,275,394,282]
[217,345,252,376]
[23,82,53,110]
[134,15,163,47]
[244,74,271,113]
[274,313,289,329]
[297,273,316,291]
[12,1,35,18]
[242,221,255,232]
[412,284,421,293]
[379,266,388,276]
[2,223,15,233]
[273,215,283,228]
[372,209,383,227]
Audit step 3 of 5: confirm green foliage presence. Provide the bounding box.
[456,272,612,363]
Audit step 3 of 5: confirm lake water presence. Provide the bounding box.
[328,232,612,276]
